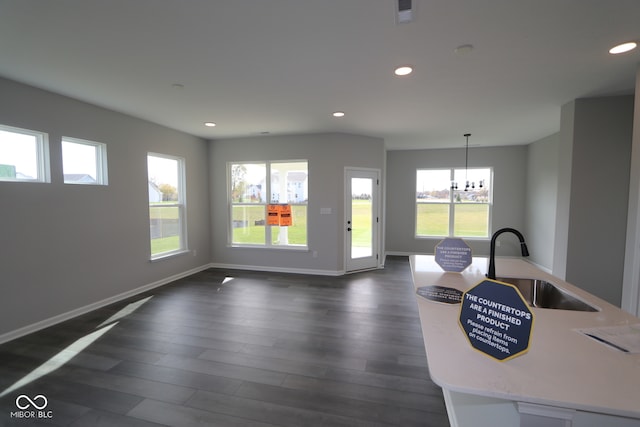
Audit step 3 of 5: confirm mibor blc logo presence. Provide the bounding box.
[10,394,53,420]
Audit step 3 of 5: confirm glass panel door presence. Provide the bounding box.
[351,177,373,259]
[346,168,379,272]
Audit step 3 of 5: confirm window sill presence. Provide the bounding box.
[63,182,108,186]
[415,236,489,241]
[0,179,49,184]
[150,249,190,262]
[228,244,309,252]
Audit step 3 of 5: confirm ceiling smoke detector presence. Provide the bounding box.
[454,44,474,55]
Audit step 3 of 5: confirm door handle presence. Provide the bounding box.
[347,227,352,231]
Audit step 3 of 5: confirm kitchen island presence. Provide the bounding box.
[410,255,640,427]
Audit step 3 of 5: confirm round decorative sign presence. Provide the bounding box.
[459,279,534,361]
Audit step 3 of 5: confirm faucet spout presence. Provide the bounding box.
[487,228,529,280]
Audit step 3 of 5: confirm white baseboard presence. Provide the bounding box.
[0,263,214,345]
[385,251,427,256]
[0,261,375,344]
[208,262,344,276]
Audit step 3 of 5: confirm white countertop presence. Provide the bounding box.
[410,255,640,419]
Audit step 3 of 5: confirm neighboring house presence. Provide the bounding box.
[0,164,16,178]
[271,171,308,202]
[148,181,162,202]
[244,184,263,202]
[64,174,96,184]
[0,165,34,181]
[287,171,308,202]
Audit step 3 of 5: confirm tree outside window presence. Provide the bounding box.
[148,153,186,258]
[229,161,308,248]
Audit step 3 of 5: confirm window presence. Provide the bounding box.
[62,137,108,185]
[416,168,492,238]
[148,153,186,258]
[229,161,308,248]
[0,124,49,182]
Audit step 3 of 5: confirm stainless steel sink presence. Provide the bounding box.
[496,277,599,312]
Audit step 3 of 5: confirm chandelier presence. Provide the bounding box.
[451,133,484,191]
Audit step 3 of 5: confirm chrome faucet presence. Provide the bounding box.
[487,228,529,280]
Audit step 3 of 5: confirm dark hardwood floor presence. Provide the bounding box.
[0,256,449,427]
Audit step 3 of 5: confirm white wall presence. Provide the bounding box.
[622,67,640,316]
[554,95,634,306]
[0,77,212,340]
[386,145,528,257]
[552,101,576,280]
[1,74,635,341]
[208,133,385,274]
[525,133,559,270]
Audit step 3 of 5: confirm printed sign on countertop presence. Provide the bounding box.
[434,238,472,272]
[459,279,534,361]
[416,285,463,304]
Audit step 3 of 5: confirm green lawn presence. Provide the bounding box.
[416,204,449,236]
[351,199,372,247]
[453,204,490,237]
[151,200,487,255]
[151,235,180,255]
[150,204,182,255]
[417,203,489,237]
[150,203,179,219]
[231,201,375,247]
[232,205,308,245]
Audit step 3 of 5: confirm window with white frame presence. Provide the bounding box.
[0,124,49,182]
[148,153,186,258]
[416,168,492,238]
[62,137,108,185]
[229,161,308,247]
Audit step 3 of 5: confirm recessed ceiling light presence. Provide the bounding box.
[204,122,216,127]
[609,41,637,54]
[394,66,413,76]
[171,83,185,90]
[332,111,345,118]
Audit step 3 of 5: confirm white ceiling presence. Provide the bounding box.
[1,0,639,150]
